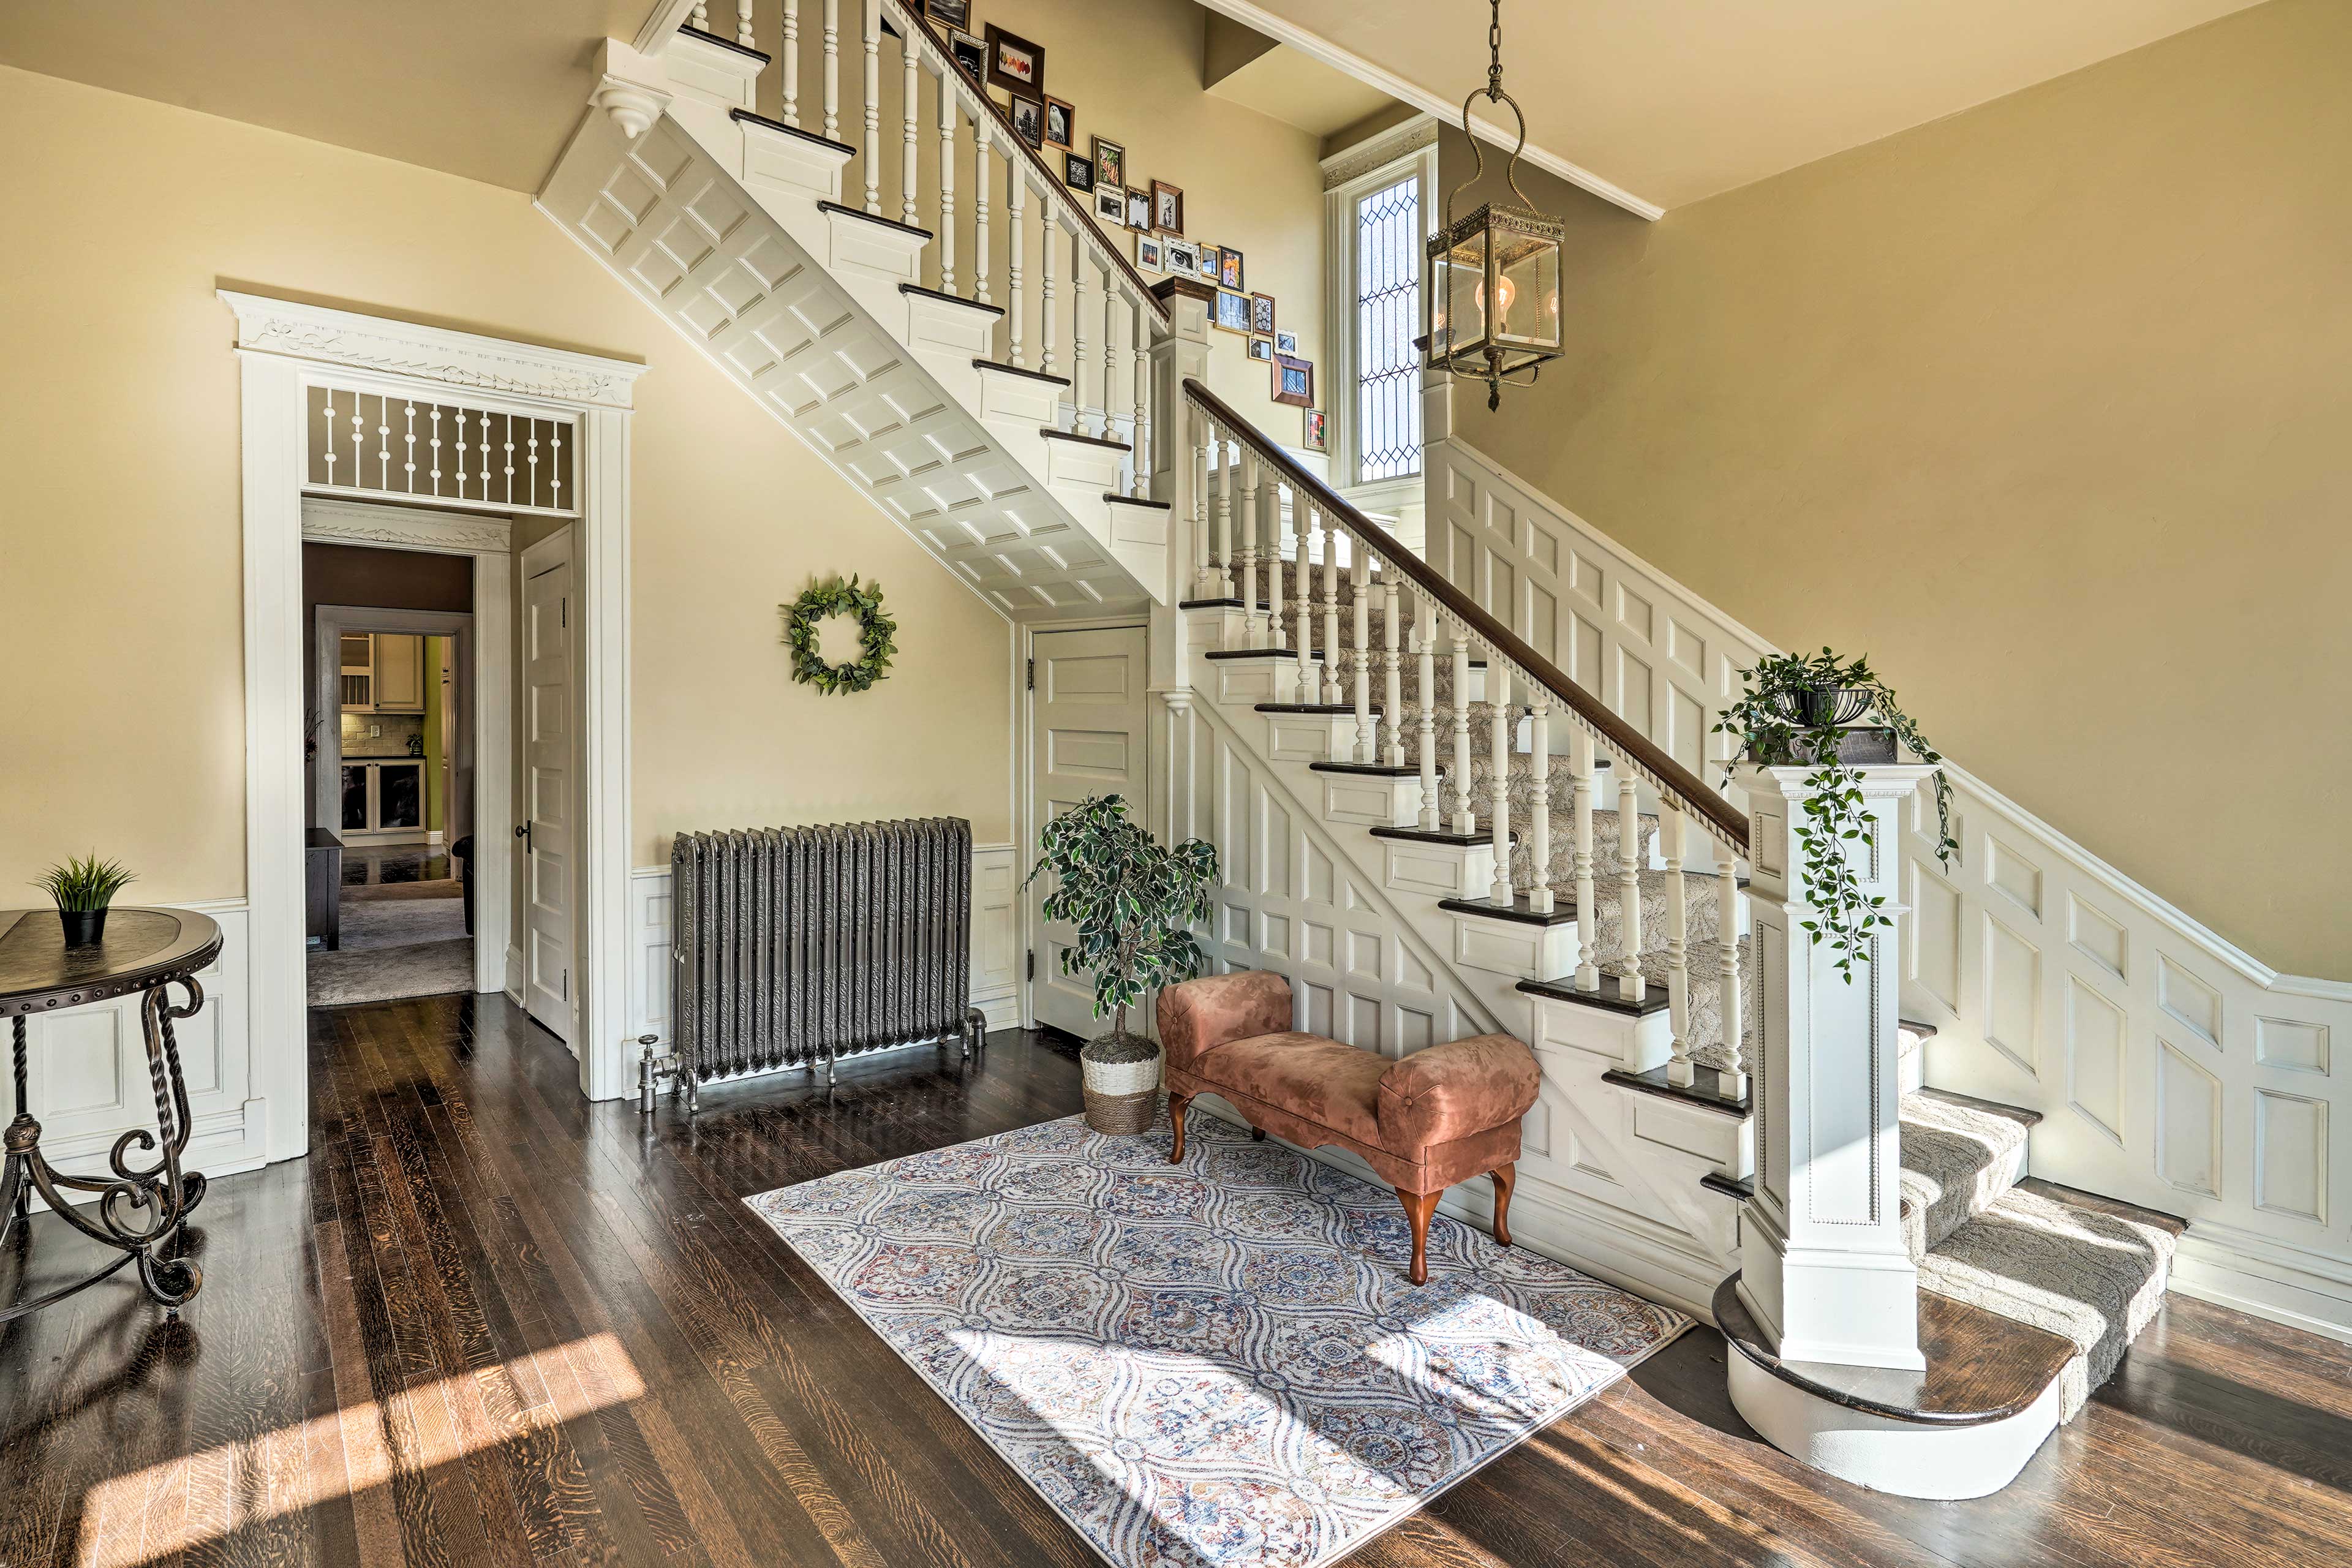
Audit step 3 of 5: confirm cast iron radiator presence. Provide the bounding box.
[652,817,984,1113]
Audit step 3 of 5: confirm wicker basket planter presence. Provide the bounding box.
[1080,1030,1162,1136]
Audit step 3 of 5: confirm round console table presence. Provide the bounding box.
[0,907,222,1322]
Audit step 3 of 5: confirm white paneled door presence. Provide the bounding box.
[523,536,576,1047]
[1029,626,1149,1040]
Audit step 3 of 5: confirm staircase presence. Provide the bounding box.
[549,2,2192,1501]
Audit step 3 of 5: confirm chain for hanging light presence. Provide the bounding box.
[1426,0,1566,412]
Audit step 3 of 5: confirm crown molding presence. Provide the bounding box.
[300,496,516,555]
[1321,115,1439,190]
[217,290,649,411]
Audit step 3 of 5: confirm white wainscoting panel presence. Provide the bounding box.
[1431,435,2352,1341]
[628,843,1020,1046]
[4,901,265,1207]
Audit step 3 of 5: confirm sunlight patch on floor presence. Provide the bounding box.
[74,1331,643,1567]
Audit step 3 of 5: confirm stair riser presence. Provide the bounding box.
[1452,909,1580,981]
[1265,712,1360,765]
[1382,839,1497,902]
[1321,773,1421,829]
[741,120,851,209]
[1530,990,1675,1077]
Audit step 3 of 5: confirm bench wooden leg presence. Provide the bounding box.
[1251,1127,1266,1141]
[1168,1092,1191,1164]
[1395,1188,1439,1286]
[1490,1163,1517,1249]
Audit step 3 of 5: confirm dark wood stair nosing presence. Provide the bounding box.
[1256,703,1380,715]
[1103,493,1171,509]
[1038,427,1131,451]
[1368,825,1491,848]
[1700,1170,1754,1202]
[899,281,1001,315]
[973,356,1068,385]
[1713,1272,2076,1428]
[1311,761,1423,779]
[729,108,851,155]
[1438,894,1578,928]
[1202,647,1325,661]
[683,25,773,63]
[1602,1063,1751,1115]
[1518,976,1671,1019]
[820,200,933,240]
[1179,597,1245,610]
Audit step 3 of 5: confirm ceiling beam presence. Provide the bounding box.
[1189,0,1665,221]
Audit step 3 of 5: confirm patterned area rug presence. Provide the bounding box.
[747,1109,1689,1567]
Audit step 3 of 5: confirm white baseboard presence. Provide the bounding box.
[504,943,526,1006]
[2169,1221,2352,1346]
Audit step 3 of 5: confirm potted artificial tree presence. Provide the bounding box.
[37,853,137,948]
[1025,794,1219,1134]
[1715,649,1954,982]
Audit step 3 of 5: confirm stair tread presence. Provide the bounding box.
[1601,1062,1749,1116]
[687,26,774,63]
[1368,825,1486,846]
[2014,1177,2187,1237]
[1439,893,1578,927]
[1104,493,1171,509]
[1699,1169,1753,1202]
[1714,1272,2078,1428]
[899,281,1001,315]
[822,200,933,240]
[1180,597,1245,610]
[1899,1088,2038,1261]
[1039,427,1131,451]
[730,108,851,154]
[1311,761,1421,778]
[1519,975,1671,1017]
[973,356,1069,385]
[1920,1181,2180,1423]
[1257,703,1380,715]
[1204,647,1325,661]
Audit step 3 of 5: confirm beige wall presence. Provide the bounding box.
[1440,0,2352,976]
[0,64,1014,908]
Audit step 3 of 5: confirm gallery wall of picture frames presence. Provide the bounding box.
[922,0,1312,415]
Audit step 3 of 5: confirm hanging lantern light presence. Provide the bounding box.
[1427,0,1565,412]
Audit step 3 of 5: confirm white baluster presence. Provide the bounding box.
[1009,176,1029,367]
[782,0,800,126]
[1618,772,1646,1002]
[973,124,992,306]
[1665,807,1692,1086]
[453,401,467,497]
[349,398,364,489]
[1381,582,1405,766]
[1293,499,1314,702]
[548,421,562,508]
[1238,451,1263,647]
[1133,300,1150,498]
[404,402,418,494]
[1488,663,1514,904]
[1528,698,1553,913]
[1192,417,1213,598]
[935,69,956,295]
[1416,597,1439,829]
[1717,846,1746,1099]
[861,1,881,213]
[900,32,919,226]
[428,405,442,494]
[1321,536,1343,704]
[500,415,514,502]
[1213,431,1234,598]
[1351,549,1373,760]
[379,402,394,491]
[1450,628,1474,832]
[1572,731,1600,989]
[692,1,710,30]
[1070,241,1089,431]
[1102,273,1118,442]
[1262,480,1284,651]
[1039,209,1058,377]
[734,0,753,46]
[822,0,840,140]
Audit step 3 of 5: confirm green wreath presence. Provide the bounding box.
[782,575,897,695]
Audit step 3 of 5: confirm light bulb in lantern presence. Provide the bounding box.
[1474,274,1517,326]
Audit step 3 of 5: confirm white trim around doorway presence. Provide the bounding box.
[227,290,648,1161]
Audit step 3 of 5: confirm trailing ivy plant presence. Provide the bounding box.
[1713,649,1955,983]
[782,575,897,695]
[1023,794,1220,1042]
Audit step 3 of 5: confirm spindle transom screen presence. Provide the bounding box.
[303,383,581,516]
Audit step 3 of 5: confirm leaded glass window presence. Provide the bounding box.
[1354,175,1422,484]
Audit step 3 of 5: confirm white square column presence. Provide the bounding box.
[1736,763,1940,1371]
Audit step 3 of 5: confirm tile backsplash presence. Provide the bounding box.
[341,712,426,759]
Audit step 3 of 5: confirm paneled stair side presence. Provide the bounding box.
[1181,601,1748,1314]
[540,46,1164,619]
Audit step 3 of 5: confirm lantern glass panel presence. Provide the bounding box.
[1491,228,1561,351]
[1429,227,1490,368]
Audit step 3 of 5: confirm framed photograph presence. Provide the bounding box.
[1062,151,1095,191]
[1091,137,1125,190]
[922,0,970,26]
[1125,187,1152,232]
[984,24,1044,97]
[1276,330,1298,355]
[948,29,986,83]
[1250,292,1276,336]
[1218,246,1245,292]
[1194,244,1219,282]
[1137,235,1163,273]
[1151,179,1184,236]
[1272,353,1315,408]
[1302,408,1328,453]
[1043,96,1074,151]
[1094,184,1126,225]
[1215,289,1251,335]
[1008,94,1046,151]
[1248,337,1273,362]
[1164,239,1198,277]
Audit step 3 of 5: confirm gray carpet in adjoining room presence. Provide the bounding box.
[307,889,474,1006]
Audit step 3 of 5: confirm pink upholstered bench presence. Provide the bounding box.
[1156,970,1541,1284]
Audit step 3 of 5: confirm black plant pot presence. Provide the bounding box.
[58,907,110,948]
[1783,686,1874,727]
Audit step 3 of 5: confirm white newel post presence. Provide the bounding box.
[1735,762,1939,1371]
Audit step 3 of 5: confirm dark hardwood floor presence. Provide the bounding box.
[4,992,2348,1567]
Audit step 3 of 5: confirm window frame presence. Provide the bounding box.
[1322,121,1439,514]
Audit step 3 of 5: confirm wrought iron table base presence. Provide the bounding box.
[1,981,208,1324]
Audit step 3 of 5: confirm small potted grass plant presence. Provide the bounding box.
[37,854,137,948]
[1025,794,1219,1134]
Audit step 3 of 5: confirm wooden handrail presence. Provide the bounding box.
[1183,377,1749,852]
[884,0,1170,328]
